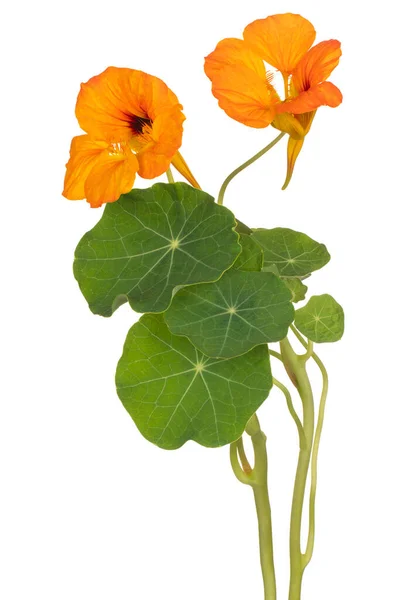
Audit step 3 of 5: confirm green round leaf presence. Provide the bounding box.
[116,314,273,449]
[252,228,330,277]
[284,278,308,303]
[74,183,241,316]
[234,234,263,272]
[295,294,344,343]
[164,270,294,358]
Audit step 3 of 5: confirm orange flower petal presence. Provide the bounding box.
[204,37,266,80]
[63,135,109,200]
[84,151,138,208]
[136,106,186,179]
[76,67,182,142]
[243,13,316,74]
[211,64,280,128]
[293,40,342,93]
[277,81,343,114]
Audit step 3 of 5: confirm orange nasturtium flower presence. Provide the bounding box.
[63,67,199,208]
[204,13,342,188]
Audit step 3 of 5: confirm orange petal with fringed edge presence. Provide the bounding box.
[211,64,280,128]
[243,13,316,74]
[63,135,109,200]
[277,81,342,115]
[292,40,342,93]
[204,38,266,80]
[75,67,182,143]
[84,151,139,208]
[171,151,200,189]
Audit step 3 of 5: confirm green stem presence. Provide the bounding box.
[230,415,276,600]
[273,377,306,450]
[289,326,329,568]
[217,132,286,205]
[166,167,175,184]
[280,338,314,600]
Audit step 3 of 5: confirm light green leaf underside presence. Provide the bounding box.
[116,314,272,449]
[252,228,330,277]
[234,234,263,272]
[74,183,241,316]
[284,278,308,303]
[165,270,294,359]
[295,294,344,343]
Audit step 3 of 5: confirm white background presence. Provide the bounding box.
[1,0,399,598]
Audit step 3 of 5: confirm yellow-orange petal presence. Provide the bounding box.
[282,137,305,190]
[293,40,342,93]
[204,38,267,80]
[277,81,343,114]
[84,151,138,208]
[63,135,109,200]
[76,67,182,142]
[243,13,316,74]
[171,151,200,189]
[211,64,280,128]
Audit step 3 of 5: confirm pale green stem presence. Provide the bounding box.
[269,349,283,362]
[289,326,329,568]
[236,436,252,474]
[230,415,276,600]
[280,338,314,600]
[217,132,286,205]
[273,377,306,450]
[166,167,175,184]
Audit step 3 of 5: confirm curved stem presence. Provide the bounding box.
[303,352,328,568]
[230,415,277,600]
[269,349,283,362]
[217,132,286,205]
[236,436,252,474]
[273,377,306,450]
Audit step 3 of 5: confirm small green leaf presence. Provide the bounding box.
[116,313,272,449]
[165,270,294,358]
[252,228,330,277]
[284,278,308,303]
[295,294,344,343]
[74,183,241,316]
[234,234,263,272]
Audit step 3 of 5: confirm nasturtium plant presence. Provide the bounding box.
[63,11,345,600]
[116,313,272,449]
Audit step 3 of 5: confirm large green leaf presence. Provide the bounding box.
[116,314,272,449]
[74,183,241,316]
[252,228,330,277]
[234,234,263,272]
[164,270,294,358]
[295,294,344,343]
